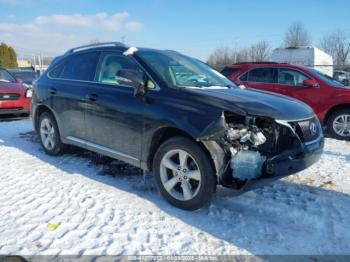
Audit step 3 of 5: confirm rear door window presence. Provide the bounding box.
[60,52,100,81]
[247,68,276,83]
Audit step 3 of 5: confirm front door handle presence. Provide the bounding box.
[49,87,57,95]
[86,93,98,102]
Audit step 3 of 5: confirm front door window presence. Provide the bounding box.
[278,68,310,86]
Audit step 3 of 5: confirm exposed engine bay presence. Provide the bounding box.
[198,111,320,190]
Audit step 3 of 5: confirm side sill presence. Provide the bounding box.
[64,136,142,168]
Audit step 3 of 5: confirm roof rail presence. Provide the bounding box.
[233,61,280,65]
[65,42,127,54]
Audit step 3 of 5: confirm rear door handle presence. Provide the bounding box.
[86,93,98,102]
[49,87,57,95]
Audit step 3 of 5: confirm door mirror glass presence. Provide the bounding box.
[303,79,319,87]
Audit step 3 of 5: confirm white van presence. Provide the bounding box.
[271,46,333,77]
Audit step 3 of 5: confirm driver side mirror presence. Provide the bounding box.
[303,79,319,88]
[116,69,146,97]
[16,78,23,84]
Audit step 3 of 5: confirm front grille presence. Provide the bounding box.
[292,118,320,142]
[0,93,20,101]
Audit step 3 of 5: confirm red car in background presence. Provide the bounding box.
[0,67,32,117]
[222,62,350,140]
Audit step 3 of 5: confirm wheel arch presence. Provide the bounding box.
[34,104,58,133]
[146,126,216,174]
[324,104,350,126]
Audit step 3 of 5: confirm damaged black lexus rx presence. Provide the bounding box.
[32,42,324,210]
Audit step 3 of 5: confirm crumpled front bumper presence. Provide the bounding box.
[240,134,324,192]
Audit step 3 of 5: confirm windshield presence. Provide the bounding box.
[12,71,38,81]
[308,68,344,87]
[9,71,38,83]
[0,69,16,83]
[137,50,236,88]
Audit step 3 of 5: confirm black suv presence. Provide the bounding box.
[32,42,324,210]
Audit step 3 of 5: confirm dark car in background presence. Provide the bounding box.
[0,67,32,116]
[32,43,324,210]
[8,69,39,86]
[222,62,350,140]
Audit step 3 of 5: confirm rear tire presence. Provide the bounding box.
[327,109,350,141]
[153,137,216,211]
[39,112,65,155]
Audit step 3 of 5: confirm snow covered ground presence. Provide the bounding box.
[0,119,349,255]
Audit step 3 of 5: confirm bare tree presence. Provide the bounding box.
[207,41,271,69]
[320,30,350,66]
[207,47,234,70]
[284,22,311,47]
[247,41,271,62]
[229,44,248,63]
[234,49,250,63]
[41,56,54,65]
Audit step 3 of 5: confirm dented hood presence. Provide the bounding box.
[187,87,314,121]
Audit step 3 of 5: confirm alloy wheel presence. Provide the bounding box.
[332,114,350,137]
[159,149,201,201]
[40,118,56,150]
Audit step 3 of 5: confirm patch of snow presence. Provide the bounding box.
[123,47,138,56]
[0,119,349,255]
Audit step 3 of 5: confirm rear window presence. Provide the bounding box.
[221,67,239,77]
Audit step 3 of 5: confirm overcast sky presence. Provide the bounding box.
[0,0,349,60]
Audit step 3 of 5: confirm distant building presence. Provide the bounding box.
[33,64,49,74]
[17,59,32,68]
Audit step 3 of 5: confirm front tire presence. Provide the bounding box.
[153,137,216,211]
[39,112,65,155]
[327,109,350,140]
